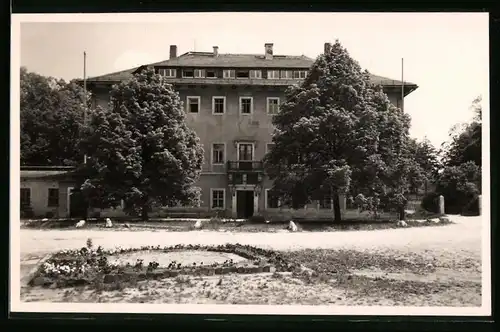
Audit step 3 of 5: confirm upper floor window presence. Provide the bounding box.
[266,143,275,154]
[236,70,250,79]
[212,143,225,164]
[223,70,235,78]
[250,70,262,79]
[186,96,200,113]
[293,70,308,79]
[212,96,226,114]
[239,97,253,114]
[280,70,293,79]
[267,70,280,79]
[182,69,194,78]
[267,97,280,115]
[158,68,177,78]
[194,69,205,78]
[206,69,217,78]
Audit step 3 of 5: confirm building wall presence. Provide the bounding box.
[88,85,403,219]
[20,178,63,218]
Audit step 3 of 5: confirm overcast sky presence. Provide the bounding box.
[18,13,489,148]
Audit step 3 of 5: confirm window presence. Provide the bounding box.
[319,193,332,209]
[238,143,254,161]
[206,69,217,78]
[186,96,200,113]
[211,189,225,209]
[212,143,225,164]
[266,189,280,209]
[158,68,176,78]
[250,70,262,79]
[47,188,59,207]
[239,97,253,114]
[212,96,226,114]
[194,69,205,78]
[267,97,280,115]
[267,70,280,79]
[20,188,31,208]
[236,70,250,79]
[280,70,293,79]
[223,70,235,78]
[266,143,275,154]
[293,70,308,79]
[182,69,194,78]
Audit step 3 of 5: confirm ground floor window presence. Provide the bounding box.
[266,189,280,209]
[319,193,332,209]
[48,188,59,207]
[21,188,31,208]
[211,189,225,209]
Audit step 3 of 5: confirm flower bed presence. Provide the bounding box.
[29,240,298,289]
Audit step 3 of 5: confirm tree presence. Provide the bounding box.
[442,96,482,167]
[264,40,414,221]
[78,67,204,220]
[20,67,89,166]
[432,96,482,214]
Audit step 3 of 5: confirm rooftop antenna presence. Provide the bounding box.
[83,51,87,164]
[401,57,405,112]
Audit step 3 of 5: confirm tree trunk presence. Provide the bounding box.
[398,206,405,221]
[141,204,149,221]
[333,192,342,222]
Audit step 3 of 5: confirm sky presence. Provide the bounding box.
[17,13,489,149]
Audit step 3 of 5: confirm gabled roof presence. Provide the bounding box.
[84,51,417,91]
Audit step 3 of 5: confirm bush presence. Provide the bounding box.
[421,192,440,213]
[247,215,266,224]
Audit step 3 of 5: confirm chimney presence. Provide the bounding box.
[265,43,274,60]
[213,46,219,57]
[169,45,177,59]
[324,42,332,54]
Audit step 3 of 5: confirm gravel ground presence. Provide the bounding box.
[20,216,481,261]
[17,215,484,306]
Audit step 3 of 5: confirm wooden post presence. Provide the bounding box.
[478,195,482,215]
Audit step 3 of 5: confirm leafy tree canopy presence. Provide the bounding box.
[78,67,204,220]
[264,40,420,221]
[20,67,89,166]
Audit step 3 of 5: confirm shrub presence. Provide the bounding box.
[247,215,266,223]
[421,192,440,213]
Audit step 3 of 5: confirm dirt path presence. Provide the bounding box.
[19,216,482,260]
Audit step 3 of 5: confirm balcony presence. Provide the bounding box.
[227,161,264,172]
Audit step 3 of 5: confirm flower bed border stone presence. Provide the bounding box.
[29,243,294,289]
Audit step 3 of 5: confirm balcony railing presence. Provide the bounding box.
[227,161,264,172]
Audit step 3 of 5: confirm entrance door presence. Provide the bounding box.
[236,190,254,219]
[68,188,87,218]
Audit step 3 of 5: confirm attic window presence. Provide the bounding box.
[236,70,250,79]
[206,70,217,78]
[182,69,194,78]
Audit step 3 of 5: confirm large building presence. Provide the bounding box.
[21,42,418,220]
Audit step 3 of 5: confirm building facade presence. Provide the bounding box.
[22,42,417,220]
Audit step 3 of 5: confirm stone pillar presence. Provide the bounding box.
[254,192,259,215]
[438,195,445,215]
[232,191,237,218]
[478,195,482,215]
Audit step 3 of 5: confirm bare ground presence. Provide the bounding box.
[18,215,483,306]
